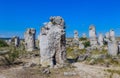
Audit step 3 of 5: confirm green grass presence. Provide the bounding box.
[66,47,86,59]
[0,40,8,47]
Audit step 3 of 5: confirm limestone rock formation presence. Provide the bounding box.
[10,36,20,47]
[79,42,85,49]
[89,25,98,48]
[74,30,79,41]
[24,28,36,51]
[98,33,104,47]
[105,32,110,39]
[82,33,87,38]
[73,30,79,46]
[39,16,66,67]
[104,32,110,43]
[109,30,115,41]
[118,42,120,54]
[108,41,118,56]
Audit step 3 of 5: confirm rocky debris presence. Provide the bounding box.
[77,54,88,61]
[41,68,50,74]
[24,28,36,51]
[0,75,6,78]
[89,59,96,65]
[23,62,36,68]
[39,16,66,67]
[0,50,10,55]
[64,72,77,76]
[98,33,104,47]
[89,25,98,49]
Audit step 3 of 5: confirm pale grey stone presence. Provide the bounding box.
[89,25,98,48]
[74,30,79,41]
[118,42,120,54]
[10,36,20,47]
[24,28,36,51]
[109,30,116,41]
[108,41,118,56]
[98,33,104,47]
[64,72,77,76]
[39,16,66,67]
[79,42,85,49]
[73,30,79,46]
[82,33,87,38]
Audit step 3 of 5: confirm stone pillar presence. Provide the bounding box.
[73,30,79,46]
[74,30,79,40]
[89,25,98,48]
[104,32,110,43]
[108,41,118,56]
[109,30,115,41]
[39,16,66,67]
[82,33,87,38]
[79,42,85,49]
[98,33,104,47]
[14,36,20,47]
[24,28,36,51]
[118,42,120,54]
[10,36,20,47]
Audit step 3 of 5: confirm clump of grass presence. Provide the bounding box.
[0,40,8,47]
[91,49,107,55]
[82,41,90,48]
[106,69,120,74]
[66,47,76,59]
[79,37,87,41]
[1,47,21,66]
[105,69,120,78]
[66,47,86,59]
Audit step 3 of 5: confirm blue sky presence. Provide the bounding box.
[0,0,120,38]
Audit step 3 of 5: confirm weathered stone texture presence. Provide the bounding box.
[89,25,98,48]
[98,33,104,47]
[24,28,36,51]
[39,16,66,67]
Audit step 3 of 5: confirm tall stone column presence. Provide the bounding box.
[89,25,98,48]
[82,33,87,38]
[108,41,118,56]
[73,30,79,46]
[14,36,20,47]
[24,28,36,51]
[98,33,104,47]
[109,30,115,42]
[108,29,118,56]
[39,16,66,67]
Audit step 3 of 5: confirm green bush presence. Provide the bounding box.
[82,41,90,48]
[0,40,8,47]
[79,37,87,41]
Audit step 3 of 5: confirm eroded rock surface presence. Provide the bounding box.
[24,28,36,51]
[39,16,66,67]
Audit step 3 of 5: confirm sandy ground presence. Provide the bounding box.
[0,58,120,78]
[73,62,120,78]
